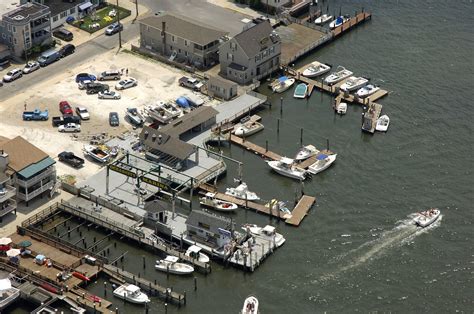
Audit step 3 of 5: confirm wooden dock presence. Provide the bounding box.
[285,195,316,226]
[332,12,372,37]
[66,287,112,313]
[229,134,282,161]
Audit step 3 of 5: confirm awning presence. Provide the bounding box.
[17,157,55,180]
[79,1,93,11]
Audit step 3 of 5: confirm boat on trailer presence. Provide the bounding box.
[125,107,145,126]
[83,145,110,163]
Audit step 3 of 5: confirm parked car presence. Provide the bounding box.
[58,123,81,133]
[109,112,119,126]
[23,109,49,121]
[58,151,84,168]
[105,22,123,35]
[78,79,93,90]
[23,61,40,74]
[52,115,81,127]
[115,77,137,90]
[59,101,73,116]
[86,83,109,94]
[98,70,121,81]
[3,68,22,82]
[37,49,60,67]
[98,90,121,99]
[59,44,75,57]
[179,76,203,91]
[53,28,73,41]
[75,107,90,120]
[76,73,96,83]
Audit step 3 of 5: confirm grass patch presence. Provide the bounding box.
[72,4,131,34]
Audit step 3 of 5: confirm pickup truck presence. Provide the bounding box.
[52,115,81,127]
[58,151,85,168]
[179,76,204,91]
[23,109,48,121]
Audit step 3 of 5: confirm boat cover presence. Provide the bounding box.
[278,76,288,82]
[336,16,343,24]
[316,154,328,160]
[175,97,190,108]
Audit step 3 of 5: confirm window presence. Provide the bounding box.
[227,53,233,61]
[184,40,188,46]
[171,35,175,42]
[198,222,210,230]
[60,11,67,18]
[178,49,181,53]
[69,7,75,14]
[13,38,17,45]
[185,51,188,56]
[53,15,59,22]
[13,26,16,33]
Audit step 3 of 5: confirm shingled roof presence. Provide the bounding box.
[159,106,218,138]
[0,136,49,172]
[140,126,196,161]
[232,21,276,58]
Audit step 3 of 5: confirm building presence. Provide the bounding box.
[159,106,218,140]
[219,20,281,84]
[185,210,235,251]
[0,136,56,207]
[264,0,292,11]
[206,75,238,100]
[0,2,51,58]
[139,12,228,69]
[25,0,89,29]
[0,146,16,222]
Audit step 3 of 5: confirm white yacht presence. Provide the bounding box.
[329,15,350,29]
[242,224,286,247]
[113,284,150,304]
[200,192,238,212]
[234,121,264,137]
[267,157,307,180]
[295,145,319,161]
[413,208,441,227]
[315,14,332,25]
[307,154,337,174]
[324,66,353,85]
[185,245,210,263]
[241,295,259,314]
[356,84,380,98]
[271,76,295,93]
[83,145,110,163]
[340,76,369,92]
[225,182,260,201]
[302,61,331,78]
[155,255,194,275]
[375,115,390,132]
[336,102,347,115]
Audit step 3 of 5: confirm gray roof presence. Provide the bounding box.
[42,0,77,18]
[4,2,49,20]
[232,20,276,58]
[160,106,218,138]
[140,126,196,160]
[208,75,238,89]
[186,209,232,232]
[140,12,228,46]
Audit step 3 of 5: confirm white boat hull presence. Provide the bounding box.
[294,145,319,161]
[293,84,308,99]
[315,14,332,25]
[155,263,194,275]
[112,286,149,304]
[200,199,237,212]
[340,77,369,92]
[241,296,259,314]
[307,154,337,174]
[234,122,264,137]
[413,209,440,227]
[185,251,210,264]
[356,85,380,98]
[267,160,306,180]
[302,62,331,78]
[336,103,347,114]
[272,78,295,93]
[324,69,353,85]
[375,115,390,132]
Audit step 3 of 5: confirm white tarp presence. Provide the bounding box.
[0,278,12,290]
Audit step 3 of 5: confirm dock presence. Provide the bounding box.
[285,195,316,226]
[228,235,277,272]
[332,12,372,37]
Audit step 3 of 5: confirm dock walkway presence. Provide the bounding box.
[285,195,316,226]
[332,12,372,37]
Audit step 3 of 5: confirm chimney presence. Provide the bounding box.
[152,134,157,142]
[161,21,166,55]
[144,130,149,140]
[0,150,9,172]
[158,134,162,144]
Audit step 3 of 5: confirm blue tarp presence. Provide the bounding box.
[317,154,328,160]
[336,16,343,25]
[176,97,190,108]
[278,76,288,82]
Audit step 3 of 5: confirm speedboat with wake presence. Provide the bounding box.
[340,76,369,92]
[226,182,260,201]
[241,295,259,314]
[302,61,331,78]
[324,66,353,85]
[307,154,337,174]
[242,224,286,247]
[267,157,307,180]
[315,14,332,25]
[375,115,390,132]
[413,208,440,227]
[356,84,380,98]
[294,145,319,161]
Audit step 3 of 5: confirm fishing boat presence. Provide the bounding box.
[267,157,307,180]
[375,115,390,132]
[329,15,350,29]
[200,192,238,212]
[225,182,260,201]
[413,208,441,227]
[242,224,286,247]
[234,121,264,137]
[241,295,259,314]
[307,154,337,175]
[155,255,194,275]
[356,84,380,98]
[302,61,331,78]
[315,14,332,25]
[83,145,110,163]
[271,76,295,93]
[336,102,347,115]
[185,245,210,263]
[265,199,292,217]
[125,108,145,126]
[113,284,150,304]
[340,76,369,92]
[293,83,308,98]
[295,144,319,161]
[324,66,353,85]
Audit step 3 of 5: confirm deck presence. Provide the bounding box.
[66,286,112,313]
[285,195,316,226]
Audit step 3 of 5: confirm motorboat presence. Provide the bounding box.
[336,102,347,115]
[356,84,380,98]
[267,157,307,180]
[234,121,264,137]
[265,199,292,217]
[375,115,390,132]
[302,61,331,78]
[294,145,319,161]
[155,255,194,275]
[125,108,145,126]
[113,284,150,304]
[225,182,260,201]
[185,245,210,263]
[293,83,308,99]
[83,145,110,163]
[241,295,259,314]
[413,208,441,227]
[145,101,182,124]
[271,76,296,93]
[329,15,350,29]
[200,192,238,212]
[324,66,353,85]
[315,14,332,25]
[242,224,286,247]
[0,279,20,310]
[340,76,369,92]
[307,154,337,174]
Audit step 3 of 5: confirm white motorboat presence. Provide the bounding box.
[200,192,238,212]
[315,14,332,25]
[293,83,308,98]
[185,245,210,263]
[83,145,110,163]
[113,284,150,304]
[356,84,380,98]
[125,107,144,126]
[155,255,194,275]
[0,279,20,310]
[225,182,260,201]
[295,145,319,161]
[271,76,296,93]
[413,208,440,227]
[265,199,292,218]
[329,15,350,29]
[375,114,390,132]
[307,154,337,174]
[234,121,264,137]
[336,102,347,115]
[241,295,259,314]
[324,66,353,85]
[267,157,307,180]
[302,61,331,78]
[145,101,182,124]
[242,224,286,247]
[340,76,369,92]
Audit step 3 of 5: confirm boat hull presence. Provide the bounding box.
[413,209,440,227]
[267,161,306,180]
[307,154,337,174]
[293,83,308,99]
[155,264,194,275]
[234,123,264,137]
[324,70,353,85]
[375,115,390,132]
[302,63,331,78]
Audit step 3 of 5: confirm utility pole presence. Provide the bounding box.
[116,0,122,49]
[135,0,139,20]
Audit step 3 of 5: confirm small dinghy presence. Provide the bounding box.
[155,255,194,275]
[200,192,238,212]
[302,61,331,78]
[336,102,347,115]
[356,84,380,98]
[271,76,295,93]
[375,115,390,132]
[307,154,337,175]
[293,83,308,99]
[241,295,259,314]
[113,284,150,304]
[413,208,441,227]
[185,245,210,263]
[315,14,332,25]
[295,145,319,161]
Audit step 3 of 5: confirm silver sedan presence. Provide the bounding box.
[98,90,121,99]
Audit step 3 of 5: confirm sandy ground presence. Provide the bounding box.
[207,0,263,18]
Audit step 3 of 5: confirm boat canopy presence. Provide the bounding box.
[262,225,276,233]
[281,157,294,165]
[278,76,288,82]
[316,154,328,160]
[204,192,216,198]
[125,284,141,293]
[176,97,190,108]
[188,245,202,253]
[336,16,343,24]
[164,255,179,263]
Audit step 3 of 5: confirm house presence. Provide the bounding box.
[219,20,281,84]
[263,0,292,12]
[206,75,238,100]
[185,210,235,250]
[159,106,218,140]
[139,12,228,69]
[26,0,90,29]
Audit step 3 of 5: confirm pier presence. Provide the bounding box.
[228,235,277,272]
[332,12,372,37]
